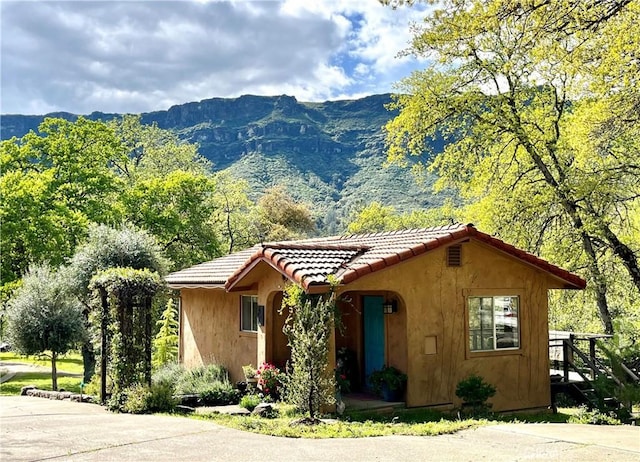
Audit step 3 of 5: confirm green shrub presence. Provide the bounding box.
[119,382,178,414]
[152,362,184,387]
[240,394,262,411]
[568,406,622,425]
[175,363,229,395]
[199,383,240,405]
[455,374,496,405]
[455,374,496,416]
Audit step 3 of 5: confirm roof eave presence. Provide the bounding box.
[166,282,226,290]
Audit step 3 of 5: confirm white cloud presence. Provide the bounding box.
[0,0,431,114]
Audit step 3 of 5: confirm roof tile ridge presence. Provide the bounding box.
[262,242,368,251]
[340,225,441,241]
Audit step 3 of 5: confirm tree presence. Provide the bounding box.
[281,283,337,422]
[120,171,222,269]
[347,201,458,234]
[256,186,316,241]
[385,0,640,334]
[152,299,179,370]
[6,264,85,390]
[109,114,212,180]
[110,115,223,269]
[210,172,259,253]
[0,117,123,287]
[67,223,169,383]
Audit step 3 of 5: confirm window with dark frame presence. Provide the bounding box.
[241,295,259,332]
[468,296,520,351]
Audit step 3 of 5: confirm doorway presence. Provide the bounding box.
[363,295,385,389]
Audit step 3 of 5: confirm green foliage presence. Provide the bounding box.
[164,363,239,404]
[595,330,640,412]
[119,381,178,414]
[242,364,257,379]
[239,393,262,411]
[210,171,260,253]
[255,186,316,241]
[90,267,163,402]
[0,117,123,286]
[69,223,168,299]
[110,114,212,180]
[568,406,623,426]
[6,264,85,390]
[347,200,459,234]
[199,383,240,406]
[152,299,179,370]
[152,362,185,387]
[195,410,484,438]
[120,170,222,269]
[368,366,407,394]
[282,283,337,420]
[385,0,640,335]
[455,375,496,407]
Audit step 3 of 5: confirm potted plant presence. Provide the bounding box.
[369,365,407,402]
[243,364,258,390]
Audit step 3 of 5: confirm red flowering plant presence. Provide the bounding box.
[255,362,282,399]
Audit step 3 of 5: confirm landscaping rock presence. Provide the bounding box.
[251,403,273,416]
[195,405,250,416]
[175,405,196,414]
[20,386,36,396]
[176,394,201,407]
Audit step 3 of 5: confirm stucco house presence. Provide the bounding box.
[166,223,585,412]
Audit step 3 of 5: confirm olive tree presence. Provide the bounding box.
[6,264,85,390]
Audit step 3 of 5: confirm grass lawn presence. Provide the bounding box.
[194,411,486,438]
[0,351,84,374]
[0,373,83,395]
[0,351,84,396]
[190,405,578,438]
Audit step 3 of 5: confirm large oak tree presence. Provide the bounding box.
[385,0,640,334]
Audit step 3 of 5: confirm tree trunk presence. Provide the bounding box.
[51,351,58,391]
[82,342,96,384]
[509,110,616,334]
[597,220,640,293]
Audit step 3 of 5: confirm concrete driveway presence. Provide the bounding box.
[1,396,638,461]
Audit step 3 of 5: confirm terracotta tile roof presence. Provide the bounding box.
[165,246,259,287]
[166,223,587,291]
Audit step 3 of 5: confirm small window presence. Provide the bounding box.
[241,295,259,332]
[468,296,519,351]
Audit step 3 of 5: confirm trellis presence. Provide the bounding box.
[90,268,162,404]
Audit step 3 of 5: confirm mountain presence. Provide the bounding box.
[1,94,447,232]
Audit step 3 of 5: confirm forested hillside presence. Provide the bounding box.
[1,94,447,233]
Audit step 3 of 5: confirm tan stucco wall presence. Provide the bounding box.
[180,288,257,383]
[341,240,553,412]
[179,239,559,411]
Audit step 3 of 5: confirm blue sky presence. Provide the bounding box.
[1,0,430,115]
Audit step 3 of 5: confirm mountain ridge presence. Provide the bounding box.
[1,93,445,232]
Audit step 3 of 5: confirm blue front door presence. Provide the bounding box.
[363,296,385,389]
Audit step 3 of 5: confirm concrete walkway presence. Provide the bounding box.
[1,396,639,461]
